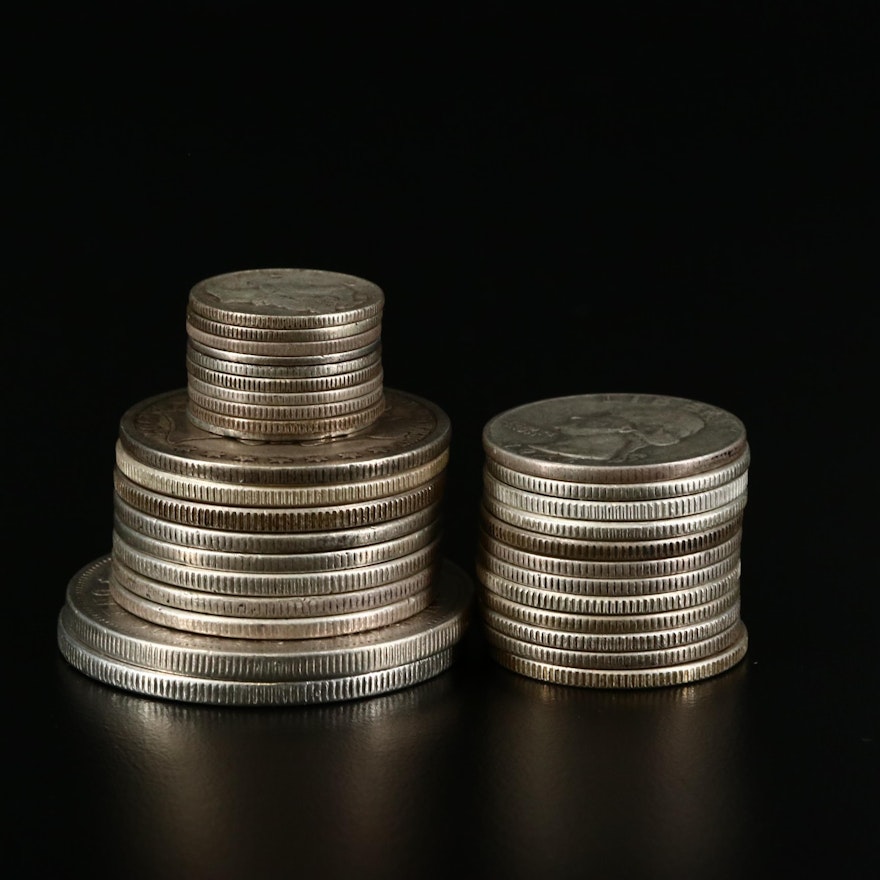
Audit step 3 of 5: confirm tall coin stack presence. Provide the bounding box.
[56,268,475,707]
[476,392,750,689]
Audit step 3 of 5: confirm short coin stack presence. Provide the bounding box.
[476,392,750,689]
[56,268,474,706]
[184,267,387,440]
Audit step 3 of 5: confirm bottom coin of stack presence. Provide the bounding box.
[56,385,474,706]
[476,392,751,689]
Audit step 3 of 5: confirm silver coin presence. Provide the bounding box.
[185,370,384,405]
[185,341,383,378]
[487,626,748,689]
[187,335,381,367]
[186,381,386,421]
[479,586,741,634]
[113,468,446,532]
[185,320,383,358]
[482,392,748,483]
[110,559,436,618]
[479,530,743,578]
[58,628,459,706]
[59,555,473,683]
[483,618,746,670]
[185,357,383,393]
[482,468,749,521]
[116,442,448,508]
[476,559,741,614]
[187,268,385,330]
[112,514,441,572]
[480,598,741,651]
[185,308,382,342]
[482,493,748,541]
[112,494,443,554]
[110,534,442,596]
[186,393,388,441]
[479,505,744,561]
[477,549,742,598]
[117,386,451,486]
[109,575,434,638]
[483,449,750,501]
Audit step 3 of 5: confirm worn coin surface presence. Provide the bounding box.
[187,267,385,329]
[118,387,450,485]
[482,393,747,483]
[58,554,473,685]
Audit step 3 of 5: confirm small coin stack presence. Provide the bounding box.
[476,392,750,689]
[184,268,387,441]
[56,268,474,707]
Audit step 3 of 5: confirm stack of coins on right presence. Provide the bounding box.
[476,392,750,689]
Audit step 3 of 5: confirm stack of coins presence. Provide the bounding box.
[476,392,750,689]
[56,268,474,706]
[184,268,386,440]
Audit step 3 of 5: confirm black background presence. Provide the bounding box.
[9,4,878,879]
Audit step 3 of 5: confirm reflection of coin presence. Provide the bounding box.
[118,387,450,485]
[188,268,385,328]
[483,393,748,483]
[487,626,748,689]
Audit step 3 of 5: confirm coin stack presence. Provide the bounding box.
[184,268,387,441]
[476,392,750,689]
[56,268,475,706]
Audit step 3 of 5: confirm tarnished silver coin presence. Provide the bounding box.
[109,575,434,638]
[482,493,748,541]
[185,357,383,393]
[185,308,382,342]
[187,335,381,367]
[479,586,741,634]
[58,555,473,685]
[113,469,446,532]
[112,515,441,572]
[187,267,385,330]
[185,381,386,421]
[110,559,436,618]
[479,530,742,579]
[476,559,741,615]
[110,533,442,596]
[479,505,744,561]
[185,371,384,406]
[483,450,750,501]
[113,494,443,554]
[58,630,459,706]
[185,341,383,378]
[483,618,746,670]
[482,468,748,521]
[482,393,748,483]
[186,394,388,440]
[117,386,451,485]
[477,549,741,598]
[115,442,448,507]
[480,598,741,651]
[185,321,383,358]
[487,626,748,689]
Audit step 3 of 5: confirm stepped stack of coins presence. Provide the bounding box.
[476,392,750,689]
[56,268,474,706]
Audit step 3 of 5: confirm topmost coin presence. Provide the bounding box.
[187,268,385,329]
[482,393,748,484]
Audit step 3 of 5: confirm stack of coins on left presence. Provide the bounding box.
[56,268,475,707]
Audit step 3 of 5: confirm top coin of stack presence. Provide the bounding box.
[184,268,387,440]
[476,392,750,689]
